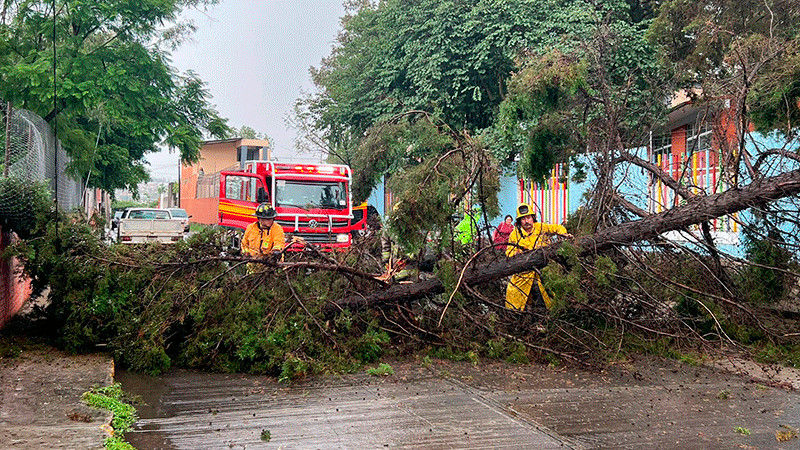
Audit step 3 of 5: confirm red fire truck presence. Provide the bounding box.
[219,160,363,250]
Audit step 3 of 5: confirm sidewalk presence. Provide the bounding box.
[0,346,114,449]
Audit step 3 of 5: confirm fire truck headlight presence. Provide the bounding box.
[336,233,349,243]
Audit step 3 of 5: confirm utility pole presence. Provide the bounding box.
[176,157,181,207]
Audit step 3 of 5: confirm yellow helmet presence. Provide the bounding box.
[516,203,537,221]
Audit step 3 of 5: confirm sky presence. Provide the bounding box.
[146,1,346,181]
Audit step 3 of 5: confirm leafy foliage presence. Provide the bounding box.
[295,0,562,244]
[0,0,230,193]
[739,229,794,305]
[648,0,800,136]
[10,222,400,377]
[489,0,669,185]
[8,0,800,383]
[352,112,501,255]
[366,362,394,376]
[82,383,137,450]
[302,0,542,154]
[300,0,670,241]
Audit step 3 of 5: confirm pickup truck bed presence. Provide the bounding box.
[116,208,185,244]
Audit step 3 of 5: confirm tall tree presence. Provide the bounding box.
[646,0,800,294]
[298,0,552,160]
[491,0,669,229]
[296,0,571,245]
[0,0,230,194]
[297,0,665,241]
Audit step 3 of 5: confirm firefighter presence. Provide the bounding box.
[242,204,285,266]
[377,226,421,282]
[505,203,572,310]
[376,202,420,282]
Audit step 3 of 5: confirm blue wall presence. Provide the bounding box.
[494,176,519,227]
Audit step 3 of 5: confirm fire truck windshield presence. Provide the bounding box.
[275,180,347,210]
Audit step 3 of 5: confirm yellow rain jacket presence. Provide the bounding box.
[505,222,568,310]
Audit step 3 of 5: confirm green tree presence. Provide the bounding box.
[296,0,575,242]
[231,125,270,141]
[490,0,670,229]
[298,0,549,162]
[646,0,800,299]
[298,0,665,239]
[0,0,230,195]
[648,0,800,143]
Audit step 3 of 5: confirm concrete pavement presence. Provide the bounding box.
[2,346,799,449]
[119,356,800,449]
[0,347,114,449]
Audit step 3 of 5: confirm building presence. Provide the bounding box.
[180,138,272,225]
[513,92,752,255]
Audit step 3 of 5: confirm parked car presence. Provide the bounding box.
[167,208,191,232]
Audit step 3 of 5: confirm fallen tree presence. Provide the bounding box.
[328,168,800,315]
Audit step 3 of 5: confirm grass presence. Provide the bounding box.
[82,383,138,450]
[366,362,394,376]
[188,222,208,233]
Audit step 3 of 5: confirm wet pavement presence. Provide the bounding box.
[0,348,113,449]
[118,356,800,449]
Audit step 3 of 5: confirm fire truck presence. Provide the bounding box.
[219,160,364,250]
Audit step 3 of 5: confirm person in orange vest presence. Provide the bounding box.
[241,204,285,270]
[505,203,571,310]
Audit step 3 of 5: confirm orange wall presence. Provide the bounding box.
[193,141,240,174]
[671,125,688,177]
[181,197,219,225]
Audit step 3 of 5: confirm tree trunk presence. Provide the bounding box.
[326,168,800,315]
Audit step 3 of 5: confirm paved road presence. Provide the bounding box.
[118,356,800,449]
[0,348,113,449]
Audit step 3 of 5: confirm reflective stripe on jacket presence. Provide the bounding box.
[242,221,285,256]
[505,222,568,310]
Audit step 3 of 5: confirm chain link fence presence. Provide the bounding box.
[1,105,81,212]
[1,103,82,327]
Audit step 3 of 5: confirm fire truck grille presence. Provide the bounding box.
[286,232,342,244]
[276,219,350,229]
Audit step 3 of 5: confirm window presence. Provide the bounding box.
[247,146,260,160]
[274,180,347,210]
[129,210,169,219]
[686,122,712,154]
[223,175,265,202]
[196,172,219,198]
[652,132,671,156]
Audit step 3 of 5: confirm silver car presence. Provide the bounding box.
[167,208,191,232]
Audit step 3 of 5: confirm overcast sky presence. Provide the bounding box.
[147,1,346,181]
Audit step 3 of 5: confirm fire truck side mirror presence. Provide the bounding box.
[257,187,267,203]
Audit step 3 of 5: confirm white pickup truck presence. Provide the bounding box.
[115,208,185,244]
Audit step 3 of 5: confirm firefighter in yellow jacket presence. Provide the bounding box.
[505,203,571,310]
[242,204,285,268]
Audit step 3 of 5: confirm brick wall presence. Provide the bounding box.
[0,226,31,328]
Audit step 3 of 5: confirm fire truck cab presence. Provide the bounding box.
[219,161,354,250]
